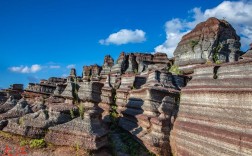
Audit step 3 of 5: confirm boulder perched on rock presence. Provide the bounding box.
[174,17,241,74]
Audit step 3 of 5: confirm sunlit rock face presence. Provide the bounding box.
[170,60,252,156]
[117,70,187,156]
[174,17,241,74]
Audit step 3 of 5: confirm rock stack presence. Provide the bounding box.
[118,70,185,155]
[45,69,108,150]
[100,55,114,81]
[174,17,241,74]
[99,75,115,123]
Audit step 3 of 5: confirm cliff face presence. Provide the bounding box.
[170,59,252,156]
[174,17,241,74]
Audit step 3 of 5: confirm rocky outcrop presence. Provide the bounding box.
[0,98,32,120]
[118,70,186,155]
[0,96,17,113]
[98,75,115,123]
[45,76,108,150]
[3,109,71,138]
[100,55,114,80]
[170,60,252,156]
[174,17,241,74]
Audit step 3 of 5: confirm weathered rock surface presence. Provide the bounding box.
[45,75,108,150]
[0,96,17,113]
[99,75,115,123]
[174,17,241,74]
[0,98,32,120]
[170,60,252,156]
[100,55,114,80]
[118,70,186,155]
[3,110,71,138]
[45,102,108,150]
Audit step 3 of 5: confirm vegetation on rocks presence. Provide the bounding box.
[169,65,183,75]
[190,40,199,51]
[29,139,46,148]
[78,104,84,119]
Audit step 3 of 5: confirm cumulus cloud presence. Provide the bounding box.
[9,64,42,73]
[155,19,190,57]
[155,0,252,56]
[66,64,75,69]
[49,65,61,69]
[99,29,146,45]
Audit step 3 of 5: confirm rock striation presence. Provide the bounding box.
[118,70,186,155]
[45,72,108,150]
[174,17,241,74]
[170,60,252,156]
[3,109,71,138]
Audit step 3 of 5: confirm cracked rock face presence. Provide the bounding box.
[3,110,71,138]
[0,96,17,114]
[174,17,241,74]
[0,98,32,120]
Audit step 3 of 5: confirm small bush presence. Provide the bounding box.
[190,40,199,51]
[70,109,75,119]
[29,139,46,148]
[169,65,182,75]
[20,139,29,146]
[215,60,222,64]
[18,117,24,126]
[134,69,138,74]
[78,104,84,119]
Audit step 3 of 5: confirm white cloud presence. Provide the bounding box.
[99,29,146,45]
[9,64,42,73]
[49,65,61,69]
[66,64,75,69]
[155,19,190,57]
[155,0,252,56]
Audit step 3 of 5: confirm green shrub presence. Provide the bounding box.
[20,139,29,146]
[70,109,75,119]
[134,69,138,74]
[169,65,182,75]
[18,117,24,125]
[29,139,46,148]
[78,104,84,119]
[213,44,222,63]
[190,40,199,51]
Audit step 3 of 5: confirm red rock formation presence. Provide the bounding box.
[174,17,241,74]
[170,60,252,156]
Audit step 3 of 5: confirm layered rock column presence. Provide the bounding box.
[170,60,252,156]
[118,70,185,155]
[174,17,241,74]
[98,75,115,123]
[45,74,108,150]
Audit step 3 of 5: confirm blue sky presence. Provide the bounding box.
[1,0,251,88]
